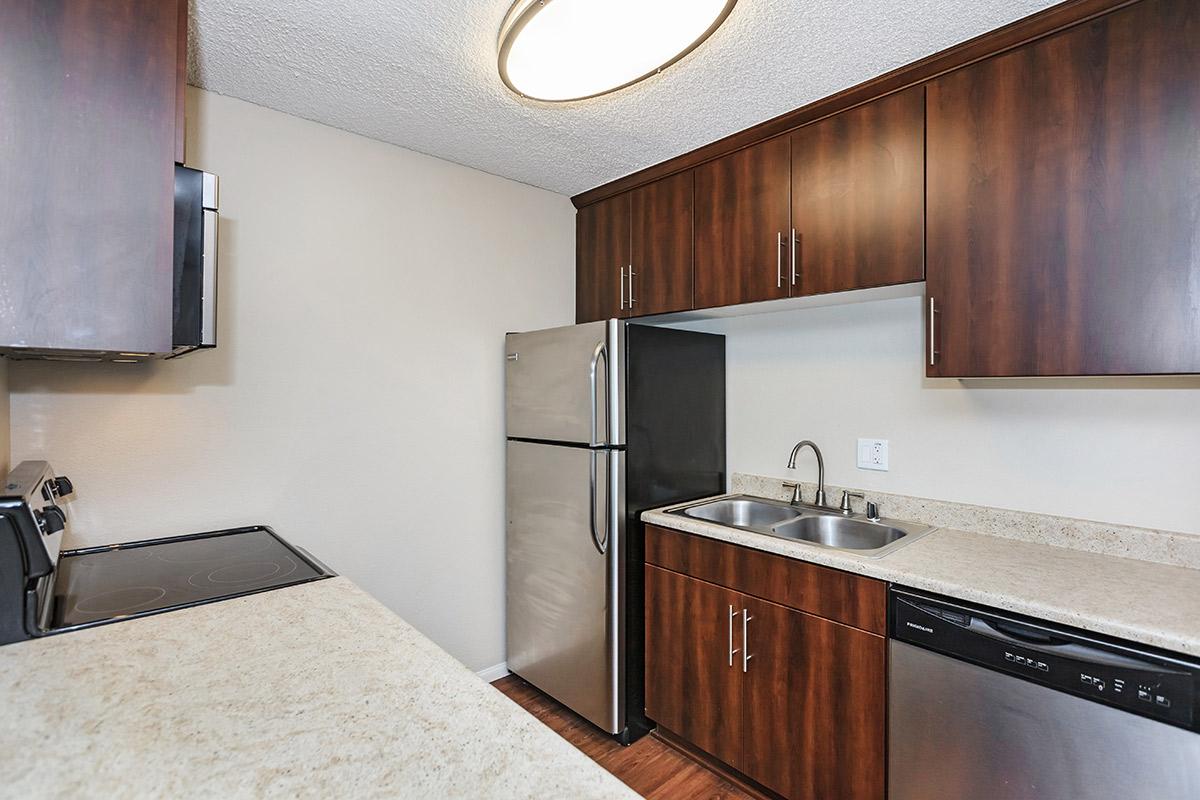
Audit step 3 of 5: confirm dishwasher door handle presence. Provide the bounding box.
[967,618,1168,671]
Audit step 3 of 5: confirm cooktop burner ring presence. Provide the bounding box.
[188,557,299,588]
[74,586,169,616]
[154,534,277,564]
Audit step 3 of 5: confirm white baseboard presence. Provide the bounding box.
[476,662,510,683]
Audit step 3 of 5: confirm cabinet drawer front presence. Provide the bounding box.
[645,525,886,634]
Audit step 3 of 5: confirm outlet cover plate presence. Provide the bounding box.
[857,438,889,471]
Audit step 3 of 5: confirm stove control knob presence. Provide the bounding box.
[52,476,74,498]
[37,505,67,536]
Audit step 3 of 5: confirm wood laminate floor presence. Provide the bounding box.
[492,674,756,800]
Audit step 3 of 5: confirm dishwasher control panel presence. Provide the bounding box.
[890,588,1200,732]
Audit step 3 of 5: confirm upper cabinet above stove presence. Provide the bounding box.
[573,0,1200,377]
[0,0,191,359]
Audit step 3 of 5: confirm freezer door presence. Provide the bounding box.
[506,440,624,734]
[505,320,624,446]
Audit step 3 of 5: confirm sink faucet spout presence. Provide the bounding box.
[786,440,827,508]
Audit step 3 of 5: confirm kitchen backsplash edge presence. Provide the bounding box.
[731,473,1200,571]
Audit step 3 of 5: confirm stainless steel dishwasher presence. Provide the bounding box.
[889,588,1200,800]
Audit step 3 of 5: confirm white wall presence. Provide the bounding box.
[674,296,1200,535]
[8,88,575,671]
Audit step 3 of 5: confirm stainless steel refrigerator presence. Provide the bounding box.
[505,319,725,743]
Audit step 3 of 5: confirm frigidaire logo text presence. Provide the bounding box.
[906,621,934,634]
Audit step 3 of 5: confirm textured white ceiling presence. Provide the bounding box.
[188,0,1060,196]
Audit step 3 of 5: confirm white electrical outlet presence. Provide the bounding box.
[857,439,889,471]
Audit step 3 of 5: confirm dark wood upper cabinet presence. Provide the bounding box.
[575,193,630,323]
[926,0,1200,377]
[694,137,791,309]
[629,171,694,317]
[175,0,188,164]
[790,86,924,296]
[740,597,886,800]
[644,564,742,770]
[0,0,188,354]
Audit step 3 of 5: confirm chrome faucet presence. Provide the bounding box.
[786,440,827,507]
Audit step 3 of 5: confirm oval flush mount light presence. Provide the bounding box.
[498,0,738,102]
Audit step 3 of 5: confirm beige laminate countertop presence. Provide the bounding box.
[644,497,1200,658]
[0,577,638,800]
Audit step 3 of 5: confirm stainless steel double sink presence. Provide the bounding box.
[668,494,934,557]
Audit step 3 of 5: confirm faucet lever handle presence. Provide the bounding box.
[782,481,803,504]
[839,490,865,514]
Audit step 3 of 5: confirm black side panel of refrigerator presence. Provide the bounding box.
[623,323,726,740]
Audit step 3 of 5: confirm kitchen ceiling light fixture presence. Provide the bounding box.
[498,0,738,102]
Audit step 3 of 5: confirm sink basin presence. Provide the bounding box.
[770,515,906,550]
[669,494,935,557]
[682,497,801,528]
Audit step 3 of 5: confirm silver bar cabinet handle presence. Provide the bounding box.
[929,296,939,366]
[728,605,740,667]
[776,232,783,288]
[628,264,636,307]
[619,267,626,311]
[742,609,753,672]
[790,227,798,288]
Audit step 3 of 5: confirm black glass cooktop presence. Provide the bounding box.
[50,527,329,630]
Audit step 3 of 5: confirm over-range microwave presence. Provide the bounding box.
[170,164,220,357]
[0,165,218,362]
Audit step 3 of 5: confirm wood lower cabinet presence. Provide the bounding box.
[0,0,189,354]
[644,565,743,769]
[790,85,924,296]
[644,525,886,799]
[629,171,694,317]
[694,137,792,308]
[575,193,630,323]
[926,0,1200,376]
[741,596,886,800]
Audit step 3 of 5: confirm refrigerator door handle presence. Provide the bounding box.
[589,450,608,555]
[588,339,608,447]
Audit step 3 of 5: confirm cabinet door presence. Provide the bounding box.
[790,86,924,296]
[630,171,693,317]
[575,193,630,323]
[0,0,187,353]
[740,597,885,800]
[644,565,742,769]
[926,0,1200,376]
[695,137,791,308]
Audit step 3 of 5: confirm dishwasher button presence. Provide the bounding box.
[1156,695,1171,708]
[1137,689,1153,703]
